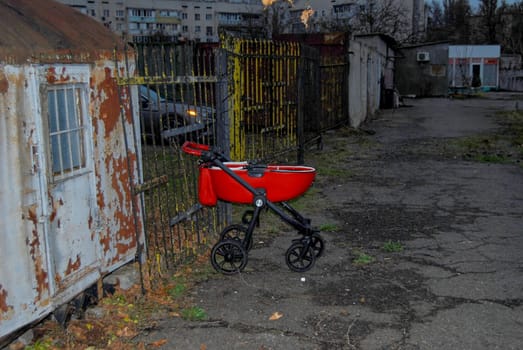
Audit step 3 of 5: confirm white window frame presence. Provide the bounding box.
[41,66,93,183]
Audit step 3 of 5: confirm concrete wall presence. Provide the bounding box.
[499,55,523,91]
[349,36,391,127]
[348,40,368,127]
[499,69,523,92]
[396,43,449,97]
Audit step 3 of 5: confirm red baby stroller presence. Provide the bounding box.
[182,141,324,274]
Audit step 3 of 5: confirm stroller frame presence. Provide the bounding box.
[182,141,324,274]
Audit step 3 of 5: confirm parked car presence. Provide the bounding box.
[139,85,214,144]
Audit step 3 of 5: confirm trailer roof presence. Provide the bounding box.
[0,0,124,63]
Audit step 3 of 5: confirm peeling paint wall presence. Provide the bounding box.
[0,53,142,339]
[90,64,141,268]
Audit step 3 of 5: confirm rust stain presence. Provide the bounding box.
[46,66,57,84]
[97,67,121,138]
[48,193,63,223]
[0,71,8,94]
[115,242,133,257]
[65,255,81,276]
[27,205,38,225]
[0,285,11,317]
[112,155,137,241]
[25,205,49,301]
[46,66,71,84]
[97,153,139,257]
[99,231,111,256]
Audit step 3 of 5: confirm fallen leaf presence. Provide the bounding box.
[150,339,168,347]
[200,344,207,350]
[68,324,88,341]
[269,311,283,321]
[116,326,138,338]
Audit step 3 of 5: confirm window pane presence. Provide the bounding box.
[70,129,83,169]
[483,64,497,86]
[50,134,62,174]
[47,84,87,178]
[48,90,58,132]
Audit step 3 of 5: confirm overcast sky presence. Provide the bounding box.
[466,0,519,10]
[432,0,519,10]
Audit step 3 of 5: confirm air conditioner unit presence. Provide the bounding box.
[417,52,430,62]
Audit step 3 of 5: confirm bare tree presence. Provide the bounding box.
[261,0,293,38]
[478,0,499,44]
[356,0,410,40]
[443,0,472,43]
[316,3,356,33]
[500,1,523,55]
[426,0,448,41]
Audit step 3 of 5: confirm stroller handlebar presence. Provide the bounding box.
[182,141,211,156]
[182,141,231,162]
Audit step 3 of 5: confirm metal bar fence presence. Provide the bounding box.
[116,41,226,288]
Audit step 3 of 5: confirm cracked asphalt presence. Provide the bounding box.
[137,94,523,349]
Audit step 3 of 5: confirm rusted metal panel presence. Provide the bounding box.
[89,62,141,268]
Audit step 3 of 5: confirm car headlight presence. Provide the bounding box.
[186,109,198,118]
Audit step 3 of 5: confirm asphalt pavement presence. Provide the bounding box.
[136,94,523,350]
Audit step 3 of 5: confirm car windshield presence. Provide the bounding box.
[140,85,165,102]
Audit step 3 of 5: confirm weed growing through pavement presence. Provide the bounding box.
[446,109,523,165]
[319,223,339,232]
[352,251,374,265]
[168,283,187,299]
[382,240,404,253]
[181,306,208,321]
[24,339,53,350]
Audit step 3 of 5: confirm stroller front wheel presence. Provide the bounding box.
[285,241,316,272]
[211,239,248,275]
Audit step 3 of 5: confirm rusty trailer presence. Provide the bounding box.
[0,0,142,342]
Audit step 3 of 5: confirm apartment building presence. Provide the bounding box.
[56,0,425,43]
[56,0,264,43]
[287,0,426,42]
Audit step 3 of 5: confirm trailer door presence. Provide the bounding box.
[43,79,100,295]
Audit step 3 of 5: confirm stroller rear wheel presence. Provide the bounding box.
[211,239,248,275]
[219,224,253,251]
[285,241,316,272]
